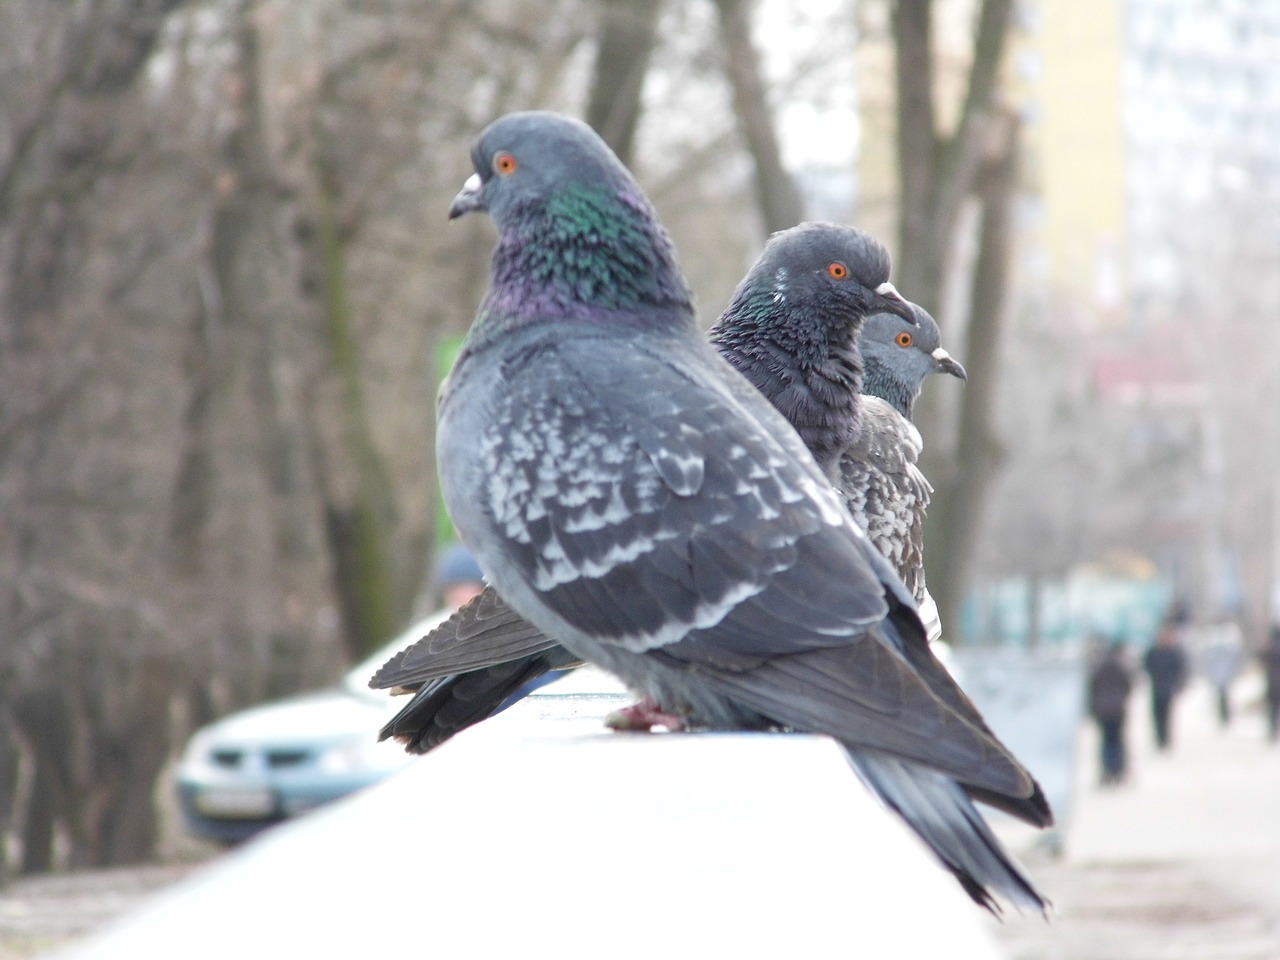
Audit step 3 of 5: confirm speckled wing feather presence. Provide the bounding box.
[452,328,891,649]
[837,396,931,604]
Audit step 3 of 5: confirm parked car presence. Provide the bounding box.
[175,613,445,844]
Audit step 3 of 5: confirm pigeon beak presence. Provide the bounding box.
[932,347,967,382]
[874,282,916,324]
[448,173,484,220]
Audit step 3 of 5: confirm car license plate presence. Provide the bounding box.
[194,787,275,818]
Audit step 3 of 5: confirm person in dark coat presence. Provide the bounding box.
[1143,611,1190,751]
[1261,626,1280,744]
[1088,641,1134,785]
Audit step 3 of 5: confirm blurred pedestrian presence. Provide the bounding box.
[434,542,486,611]
[1088,641,1134,785]
[1261,626,1280,744]
[1143,609,1189,751]
[1200,619,1242,728]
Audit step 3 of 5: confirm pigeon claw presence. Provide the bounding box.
[604,698,687,733]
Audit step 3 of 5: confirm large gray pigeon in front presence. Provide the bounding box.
[377,266,967,747]
[375,292,1037,824]
[391,111,1049,912]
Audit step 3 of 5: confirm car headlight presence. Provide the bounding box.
[177,729,219,777]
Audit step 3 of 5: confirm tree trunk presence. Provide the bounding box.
[13,682,73,874]
[189,1,342,683]
[91,657,175,865]
[19,756,57,875]
[713,0,805,233]
[0,721,17,884]
[891,0,1014,315]
[889,0,1016,644]
[586,0,663,167]
[892,0,942,312]
[925,112,1019,641]
[310,166,400,661]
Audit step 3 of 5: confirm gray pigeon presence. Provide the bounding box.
[707,277,965,613]
[391,111,1049,912]
[840,306,965,639]
[376,290,1041,830]
[377,271,962,745]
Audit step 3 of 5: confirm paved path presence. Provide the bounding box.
[987,673,1280,960]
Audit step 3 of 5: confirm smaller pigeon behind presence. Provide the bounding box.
[839,305,964,637]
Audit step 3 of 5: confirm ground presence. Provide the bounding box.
[0,864,203,960]
[987,673,1280,959]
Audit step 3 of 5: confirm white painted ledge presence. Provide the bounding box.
[60,674,1005,959]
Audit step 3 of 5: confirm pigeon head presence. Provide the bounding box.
[736,221,916,329]
[449,112,630,224]
[449,111,692,324]
[860,303,967,419]
[711,222,914,360]
[709,222,911,473]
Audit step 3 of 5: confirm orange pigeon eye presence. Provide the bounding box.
[896,332,914,347]
[493,151,518,176]
[826,261,849,280]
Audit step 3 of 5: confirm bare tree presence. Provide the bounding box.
[586,0,664,166]
[891,0,1014,313]
[924,110,1020,636]
[713,0,805,233]
[0,0,601,871]
[888,0,1017,642]
[0,0,211,871]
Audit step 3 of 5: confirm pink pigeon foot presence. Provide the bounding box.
[604,697,687,732]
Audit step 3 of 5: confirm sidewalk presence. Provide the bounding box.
[987,673,1280,960]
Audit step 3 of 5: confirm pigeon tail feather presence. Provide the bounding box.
[379,648,579,753]
[845,748,1051,916]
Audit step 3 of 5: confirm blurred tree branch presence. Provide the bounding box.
[586,0,663,166]
[713,0,805,233]
[892,0,1013,312]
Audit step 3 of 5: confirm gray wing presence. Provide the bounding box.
[462,331,1033,797]
[917,588,942,644]
[376,646,582,753]
[837,397,931,605]
[368,585,561,689]
[467,331,891,656]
